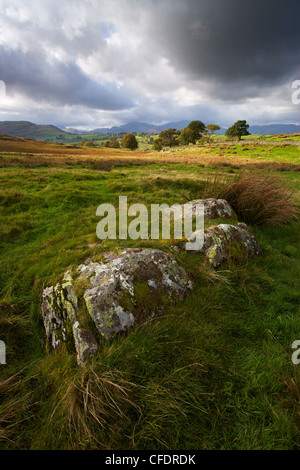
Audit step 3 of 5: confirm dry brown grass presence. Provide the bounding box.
[48,366,140,447]
[0,366,37,444]
[1,134,300,171]
[217,173,299,226]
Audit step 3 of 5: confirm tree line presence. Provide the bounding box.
[153,120,250,150]
[96,120,250,151]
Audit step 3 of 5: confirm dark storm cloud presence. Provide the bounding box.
[146,0,300,99]
[0,0,299,126]
[0,46,134,110]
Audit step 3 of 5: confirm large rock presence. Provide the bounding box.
[41,272,98,366]
[187,198,237,220]
[42,248,192,365]
[167,198,237,221]
[185,223,262,268]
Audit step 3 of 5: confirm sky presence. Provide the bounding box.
[0,0,299,130]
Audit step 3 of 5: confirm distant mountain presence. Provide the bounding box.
[156,121,191,132]
[248,124,300,135]
[73,120,192,135]
[74,122,300,136]
[0,121,67,139]
[62,127,79,134]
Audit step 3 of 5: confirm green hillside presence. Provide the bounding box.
[0,121,67,140]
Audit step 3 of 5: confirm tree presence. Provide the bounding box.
[152,138,162,151]
[206,124,221,142]
[105,136,120,148]
[225,120,250,140]
[179,127,195,145]
[157,128,180,147]
[121,133,138,150]
[186,120,206,144]
[81,140,96,147]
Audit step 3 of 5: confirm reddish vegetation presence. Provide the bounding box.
[218,174,299,227]
[1,134,300,172]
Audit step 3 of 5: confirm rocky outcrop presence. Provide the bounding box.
[184,223,262,268]
[42,248,192,365]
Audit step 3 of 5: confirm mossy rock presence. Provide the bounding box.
[196,223,262,268]
[41,248,192,365]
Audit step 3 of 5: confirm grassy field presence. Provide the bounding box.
[0,135,299,450]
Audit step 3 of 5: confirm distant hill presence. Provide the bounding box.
[68,121,300,136]
[0,121,67,139]
[64,120,192,135]
[248,124,300,135]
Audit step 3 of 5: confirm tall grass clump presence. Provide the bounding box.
[58,368,139,444]
[217,173,299,226]
[30,356,141,449]
[0,301,32,362]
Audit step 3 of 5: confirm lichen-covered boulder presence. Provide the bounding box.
[184,223,262,268]
[188,198,237,220]
[42,248,192,365]
[41,272,98,366]
[168,198,236,221]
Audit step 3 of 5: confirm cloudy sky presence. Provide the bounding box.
[0,0,299,129]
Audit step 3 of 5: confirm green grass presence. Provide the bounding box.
[0,151,299,449]
[204,143,300,164]
[212,134,300,142]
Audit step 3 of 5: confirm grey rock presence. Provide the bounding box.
[72,322,98,366]
[41,272,98,366]
[41,248,192,364]
[191,198,236,220]
[166,198,236,221]
[186,222,262,268]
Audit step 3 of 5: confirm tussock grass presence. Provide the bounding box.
[281,374,300,426]
[217,173,299,226]
[43,364,140,449]
[0,396,30,443]
[0,365,38,446]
